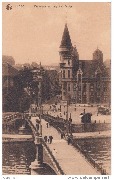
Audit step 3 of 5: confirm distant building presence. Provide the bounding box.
[2,62,19,112]
[59,24,111,105]
[2,55,15,66]
[43,65,59,71]
[2,62,18,89]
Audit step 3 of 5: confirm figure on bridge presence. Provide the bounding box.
[46,122,49,128]
[44,136,47,143]
[49,135,53,144]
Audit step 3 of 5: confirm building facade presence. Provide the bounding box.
[59,24,111,105]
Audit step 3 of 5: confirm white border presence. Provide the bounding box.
[1,0,113,180]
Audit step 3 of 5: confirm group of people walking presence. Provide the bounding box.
[44,135,53,144]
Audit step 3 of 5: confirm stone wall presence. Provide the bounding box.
[71,123,111,133]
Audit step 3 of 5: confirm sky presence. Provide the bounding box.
[2,2,111,65]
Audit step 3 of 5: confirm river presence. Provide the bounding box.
[73,137,111,174]
[2,137,111,175]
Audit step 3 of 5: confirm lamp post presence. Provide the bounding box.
[31,67,43,133]
[30,66,44,174]
[66,100,69,135]
[37,72,42,136]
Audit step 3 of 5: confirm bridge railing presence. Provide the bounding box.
[25,113,65,175]
[72,142,108,175]
[3,113,23,124]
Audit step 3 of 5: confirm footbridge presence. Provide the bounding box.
[2,112,102,175]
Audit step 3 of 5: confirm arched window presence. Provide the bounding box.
[68,70,70,78]
[63,70,65,78]
[78,74,81,82]
[68,83,70,91]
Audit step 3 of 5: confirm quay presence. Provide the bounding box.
[2,134,33,142]
[73,130,111,140]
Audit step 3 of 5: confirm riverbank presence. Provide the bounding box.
[73,130,111,140]
[2,134,33,142]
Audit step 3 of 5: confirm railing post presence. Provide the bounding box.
[29,134,44,174]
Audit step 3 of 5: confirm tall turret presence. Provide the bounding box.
[60,23,72,51]
[59,24,73,64]
[59,24,73,101]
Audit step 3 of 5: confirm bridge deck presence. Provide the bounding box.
[31,117,100,175]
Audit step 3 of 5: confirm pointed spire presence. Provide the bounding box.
[65,11,67,24]
[60,24,72,50]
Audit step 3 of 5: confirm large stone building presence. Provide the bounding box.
[2,61,19,112]
[59,24,110,105]
[2,62,18,90]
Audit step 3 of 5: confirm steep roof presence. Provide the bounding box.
[93,48,103,54]
[79,60,110,78]
[60,24,72,50]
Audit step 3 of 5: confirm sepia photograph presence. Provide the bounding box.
[2,2,111,176]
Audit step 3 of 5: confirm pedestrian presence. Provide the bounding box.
[61,133,63,139]
[69,134,73,142]
[36,123,39,132]
[67,137,71,145]
[49,135,53,144]
[47,138,50,143]
[69,117,72,123]
[46,122,49,128]
[44,136,47,143]
[63,132,65,138]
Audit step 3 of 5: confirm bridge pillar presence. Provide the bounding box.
[29,135,44,175]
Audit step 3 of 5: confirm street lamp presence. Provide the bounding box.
[37,73,42,136]
[66,100,69,135]
[31,67,43,134]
